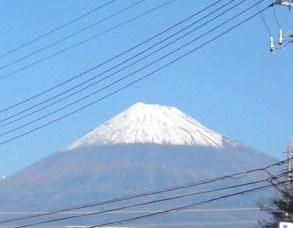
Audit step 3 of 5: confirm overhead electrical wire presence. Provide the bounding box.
[3,159,288,225]
[0,0,251,136]
[14,175,287,228]
[0,1,284,227]
[272,7,281,28]
[0,3,274,146]
[255,0,273,35]
[0,2,285,227]
[0,207,271,215]
[91,180,289,228]
[0,0,225,114]
[1,157,287,226]
[0,0,273,144]
[0,0,237,125]
[0,0,246,129]
[0,0,147,71]
[0,0,117,58]
[260,12,272,35]
[12,171,289,228]
[0,0,176,80]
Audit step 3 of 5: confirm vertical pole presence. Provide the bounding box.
[288,140,293,183]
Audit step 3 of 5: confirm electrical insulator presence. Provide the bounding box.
[278,29,283,45]
[269,36,275,52]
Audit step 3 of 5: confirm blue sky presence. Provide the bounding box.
[0,0,292,176]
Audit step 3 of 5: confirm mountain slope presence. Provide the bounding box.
[68,102,240,149]
[0,103,277,227]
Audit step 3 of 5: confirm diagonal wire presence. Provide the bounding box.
[11,170,289,227]
[0,0,266,138]
[91,180,288,228]
[0,0,244,129]
[273,7,281,28]
[0,0,176,80]
[255,0,273,35]
[0,3,274,146]
[0,0,146,71]
[0,0,224,114]
[0,0,117,58]
[0,158,288,225]
[13,174,286,228]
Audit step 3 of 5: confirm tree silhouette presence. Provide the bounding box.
[258,182,293,227]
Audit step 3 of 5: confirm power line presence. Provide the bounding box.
[0,0,117,58]
[255,0,273,35]
[0,0,237,126]
[0,0,176,80]
[91,180,288,228]
[273,7,281,28]
[0,0,225,114]
[14,177,282,227]
[1,158,287,226]
[0,207,269,215]
[0,0,244,129]
[0,0,146,71]
[14,172,288,228]
[0,0,272,144]
[0,3,273,145]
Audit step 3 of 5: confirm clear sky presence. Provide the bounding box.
[0,0,292,176]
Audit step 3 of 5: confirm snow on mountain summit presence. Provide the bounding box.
[68,102,239,150]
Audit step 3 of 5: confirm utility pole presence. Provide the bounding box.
[288,140,293,183]
[279,141,293,228]
[284,141,293,226]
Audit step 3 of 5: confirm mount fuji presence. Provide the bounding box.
[68,102,239,149]
[0,103,276,227]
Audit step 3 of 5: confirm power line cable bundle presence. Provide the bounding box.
[0,0,117,59]
[0,0,228,115]
[0,0,176,79]
[0,0,242,128]
[1,159,284,224]
[0,0,226,114]
[0,1,286,227]
[0,0,147,71]
[92,178,289,228]
[0,0,250,132]
[0,159,288,227]
[0,0,275,146]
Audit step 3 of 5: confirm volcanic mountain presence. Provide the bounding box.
[68,102,239,149]
[0,103,276,227]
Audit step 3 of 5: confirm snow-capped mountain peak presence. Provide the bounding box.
[68,102,239,150]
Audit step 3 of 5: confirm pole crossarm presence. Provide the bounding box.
[276,0,293,7]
